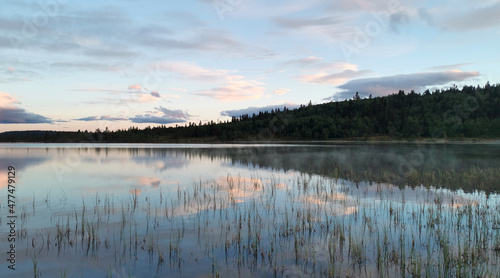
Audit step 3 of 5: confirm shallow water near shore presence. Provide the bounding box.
[1,143,499,277]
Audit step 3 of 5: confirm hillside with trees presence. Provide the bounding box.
[1,83,500,143]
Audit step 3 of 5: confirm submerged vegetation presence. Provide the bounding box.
[1,83,500,142]
[11,172,500,277]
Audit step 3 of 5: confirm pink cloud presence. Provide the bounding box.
[196,79,265,102]
[138,93,160,103]
[274,88,290,95]
[155,61,231,82]
[128,84,142,90]
[154,61,265,102]
[0,91,52,124]
[0,91,20,107]
[300,69,372,85]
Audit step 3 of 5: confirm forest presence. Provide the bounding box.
[1,83,499,143]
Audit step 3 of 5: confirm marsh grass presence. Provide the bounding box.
[10,170,500,277]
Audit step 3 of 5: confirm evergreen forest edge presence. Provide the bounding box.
[2,83,500,143]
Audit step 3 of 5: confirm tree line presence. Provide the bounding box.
[1,83,499,143]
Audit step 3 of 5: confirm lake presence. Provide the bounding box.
[1,143,499,277]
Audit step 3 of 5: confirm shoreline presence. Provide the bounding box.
[1,138,500,145]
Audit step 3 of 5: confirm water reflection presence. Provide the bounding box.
[0,149,49,189]
[0,143,499,277]
[1,143,498,211]
[179,143,500,193]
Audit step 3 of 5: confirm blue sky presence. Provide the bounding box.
[1,0,498,132]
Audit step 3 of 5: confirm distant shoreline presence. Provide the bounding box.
[1,138,499,145]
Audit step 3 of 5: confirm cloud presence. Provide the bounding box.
[73,116,99,122]
[221,103,300,118]
[73,115,128,122]
[274,88,290,95]
[150,91,160,98]
[271,14,353,43]
[425,63,473,71]
[328,0,395,12]
[82,48,138,59]
[389,12,411,33]
[155,61,265,102]
[278,56,358,75]
[273,16,340,29]
[418,7,434,25]
[280,56,323,67]
[128,84,142,90]
[440,2,500,31]
[162,88,185,98]
[71,87,124,94]
[333,70,480,99]
[300,69,372,85]
[279,56,366,85]
[74,85,162,105]
[0,108,52,124]
[0,91,19,105]
[0,7,139,62]
[50,62,121,72]
[197,0,326,19]
[138,92,161,103]
[0,3,257,77]
[154,61,231,82]
[269,1,416,43]
[0,65,39,83]
[195,78,265,102]
[0,91,52,124]
[127,85,162,101]
[280,56,357,72]
[73,107,192,125]
[140,28,245,54]
[128,116,183,124]
[129,106,192,124]
[154,107,191,119]
[325,0,416,21]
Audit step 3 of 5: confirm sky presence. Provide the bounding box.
[0,0,499,132]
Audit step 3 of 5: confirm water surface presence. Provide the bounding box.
[1,143,499,277]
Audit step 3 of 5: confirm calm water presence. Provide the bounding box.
[1,143,499,277]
